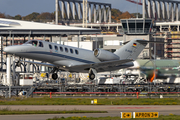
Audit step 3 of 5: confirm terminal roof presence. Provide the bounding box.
[0,18,101,36]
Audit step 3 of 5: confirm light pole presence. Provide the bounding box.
[55,0,58,25]
[153,29,157,85]
[136,0,138,18]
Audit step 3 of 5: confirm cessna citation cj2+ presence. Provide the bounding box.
[4,39,148,80]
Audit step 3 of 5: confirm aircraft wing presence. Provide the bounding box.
[22,60,69,71]
[91,59,133,68]
[70,59,134,72]
[22,59,134,72]
[23,60,56,67]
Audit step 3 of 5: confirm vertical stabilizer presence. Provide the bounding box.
[114,39,147,60]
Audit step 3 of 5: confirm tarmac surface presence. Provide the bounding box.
[0,105,179,120]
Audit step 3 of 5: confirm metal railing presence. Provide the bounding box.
[123,28,150,34]
[33,92,180,99]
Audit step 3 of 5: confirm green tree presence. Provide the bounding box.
[14,15,22,20]
[111,8,122,20]
[131,13,142,18]
[37,12,54,22]
[0,12,6,18]
[119,11,135,19]
[5,15,13,19]
[23,12,40,21]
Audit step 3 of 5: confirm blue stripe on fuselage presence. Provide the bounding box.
[20,51,95,64]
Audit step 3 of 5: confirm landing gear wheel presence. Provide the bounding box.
[52,73,58,80]
[89,73,95,80]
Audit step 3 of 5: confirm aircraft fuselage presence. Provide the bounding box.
[4,40,101,72]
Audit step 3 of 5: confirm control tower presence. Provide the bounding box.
[121,18,152,34]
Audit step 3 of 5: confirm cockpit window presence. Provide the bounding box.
[32,41,37,46]
[39,41,43,47]
[25,40,38,47]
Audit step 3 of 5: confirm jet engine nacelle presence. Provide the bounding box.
[94,49,119,61]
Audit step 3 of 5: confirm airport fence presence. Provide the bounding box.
[33,92,180,98]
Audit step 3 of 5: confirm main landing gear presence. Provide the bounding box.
[52,73,58,80]
[51,67,59,80]
[89,68,97,80]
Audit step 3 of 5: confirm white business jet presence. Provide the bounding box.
[4,39,148,80]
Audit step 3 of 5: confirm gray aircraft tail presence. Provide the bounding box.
[114,39,148,60]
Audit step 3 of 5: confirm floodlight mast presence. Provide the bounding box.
[55,0,59,25]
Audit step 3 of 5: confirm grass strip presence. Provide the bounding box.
[0,97,180,105]
[47,115,180,120]
[0,108,107,115]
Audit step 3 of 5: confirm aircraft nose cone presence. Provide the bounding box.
[4,46,16,54]
[4,47,10,53]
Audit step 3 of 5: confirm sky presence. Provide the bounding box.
[0,0,142,16]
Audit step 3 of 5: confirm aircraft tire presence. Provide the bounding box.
[52,73,58,80]
[89,73,95,80]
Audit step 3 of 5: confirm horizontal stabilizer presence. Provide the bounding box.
[123,40,169,44]
[136,40,170,44]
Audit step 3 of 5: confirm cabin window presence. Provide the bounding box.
[70,49,73,54]
[49,44,52,49]
[65,48,68,53]
[60,46,63,52]
[75,50,79,55]
[55,46,58,52]
[39,41,43,47]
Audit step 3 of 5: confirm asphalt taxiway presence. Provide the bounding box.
[0,105,179,120]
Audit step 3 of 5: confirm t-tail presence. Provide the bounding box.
[114,39,148,60]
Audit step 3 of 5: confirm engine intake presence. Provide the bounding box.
[94,49,119,61]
